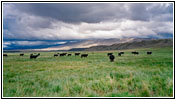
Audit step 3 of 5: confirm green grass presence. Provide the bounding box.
[3,47,173,97]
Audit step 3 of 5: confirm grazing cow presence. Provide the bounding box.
[54,54,58,57]
[107,53,113,56]
[132,51,139,55]
[67,54,72,56]
[81,54,88,58]
[75,53,81,56]
[118,52,124,56]
[135,52,139,55]
[20,54,24,56]
[109,54,115,62]
[131,51,135,54]
[147,51,152,55]
[30,53,40,59]
[60,54,64,56]
[3,54,8,57]
[118,53,122,56]
[120,52,124,54]
[134,52,139,55]
[60,53,66,56]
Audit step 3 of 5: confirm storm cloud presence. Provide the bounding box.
[3,2,173,49]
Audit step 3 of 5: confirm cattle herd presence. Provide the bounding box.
[3,51,152,62]
[107,51,152,62]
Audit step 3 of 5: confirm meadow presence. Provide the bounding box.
[3,47,173,97]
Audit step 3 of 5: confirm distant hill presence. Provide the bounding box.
[69,39,173,51]
[40,38,154,51]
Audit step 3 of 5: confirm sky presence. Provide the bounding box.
[3,3,173,50]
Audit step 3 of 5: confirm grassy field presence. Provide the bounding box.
[3,47,173,97]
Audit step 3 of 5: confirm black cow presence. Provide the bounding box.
[120,52,124,54]
[118,52,124,56]
[135,52,139,55]
[54,54,58,57]
[107,53,113,56]
[67,54,72,56]
[30,53,40,59]
[60,53,66,56]
[131,51,135,54]
[20,54,24,56]
[118,53,122,56]
[75,53,81,56]
[109,54,115,62]
[147,51,152,55]
[81,54,88,58]
[60,54,64,56]
[3,54,8,57]
[132,51,139,55]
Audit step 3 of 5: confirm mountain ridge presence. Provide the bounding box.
[5,38,172,52]
[39,38,156,51]
[69,39,173,51]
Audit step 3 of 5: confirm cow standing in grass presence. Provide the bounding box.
[132,51,139,55]
[109,54,115,62]
[20,54,24,56]
[3,54,8,57]
[75,53,81,56]
[118,53,122,56]
[147,51,152,55]
[54,54,58,57]
[30,53,40,59]
[118,52,124,56]
[67,54,72,56]
[134,52,139,55]
[60,54,64,56]
[131,51,135,54]
[81,54,88,58]
[60,53,67,56]
[107,53,113,56]
[120,52,124,54]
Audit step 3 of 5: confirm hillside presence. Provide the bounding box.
[70,39,173,51]
[39,38,152,51]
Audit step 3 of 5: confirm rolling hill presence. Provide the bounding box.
[39,38,155,51]
[69,39,173,51]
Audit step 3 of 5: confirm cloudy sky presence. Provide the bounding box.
[3,2,173,50]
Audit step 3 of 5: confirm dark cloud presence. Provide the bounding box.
[13,3,95,23]
[3,3,173,49]
[9,3,172,23]
[127,4,150,21]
